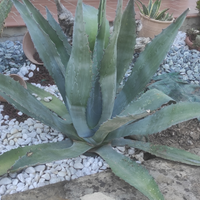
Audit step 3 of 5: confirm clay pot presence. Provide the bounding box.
[0,74,27,102]
[23,32,43,65]
[185,36,200,51]
[139,13,174,39]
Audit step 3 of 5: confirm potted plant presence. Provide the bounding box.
[136,0,174,38]
[196,0,200,13]
[23,31,43,65]
[185,28,200,51]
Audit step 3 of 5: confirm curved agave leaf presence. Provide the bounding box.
[92,111,149,144]
[120,89,175,116]
[0,140,72,176]
[112,8,189,117]
[65,0,93,138]
[86,0,109,129]
[112,138,200,166]
[23,0,70,69]
[95,145,164,200]
[116,0,136,90]
[27,83,71,122]
[107,102,200,141]
[0,75,79,140]
[46,8,71,56]
[10,141,92,172]
[97,0,122,125]
[82,3,98,52]
[148,73,200,103]
[13,0,66,103]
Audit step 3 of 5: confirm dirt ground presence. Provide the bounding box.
[148,118,200,150]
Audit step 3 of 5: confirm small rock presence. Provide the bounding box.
[116,146,125,152]
[9,140,15,146]
[28,72,34,78]
[10,128,18,134]
[43,96,52,102]
[34,123,43,129]
[17,173,25,183]
[0,185,6,195]
[41,173,50,181]
[30,64,36,71]
[57,171,67,177]
[17,112,23,116]
[0,178,12,185]
[74,162,84,169]
[16,182,25,192]
[35,165,45,172]
[25,167,36,174]
[12,179,19,186]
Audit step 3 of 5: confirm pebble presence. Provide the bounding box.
[0,178,12,185]
[17,174,25,183]
[41,174,50,181]
[74,162,84,169]
[25,167,36,174]
[0,185,6,195]
[35,165,45,172]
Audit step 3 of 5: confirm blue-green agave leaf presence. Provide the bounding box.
[82,3,98,52]
[148,72,200,103]
[92,111,149,144]
[95,145,164,200]
[9,140,92,173]
[46,8,71,56]
[0,75,79,140]
[112,138,200,166]
[97,0,122,125]
[65,0,93,138]
[23,0,70,69]
[107,102,200,141]
[13,0,67,103]
[86,0,109,129]
[0,140,72,176]
[116,0,136,89]
[112,8,189,116]
[120,89,175,116]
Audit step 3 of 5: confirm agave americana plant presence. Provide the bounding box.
[0,0,200,199]
[136,0,173,21]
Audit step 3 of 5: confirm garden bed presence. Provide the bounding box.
[1,31,200,199]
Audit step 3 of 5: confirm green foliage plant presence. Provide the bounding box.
[186,28,200,49]
[0,0,199,199]
[196,0,200,13]
[0,0,13,34]
[136,0,173,21]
